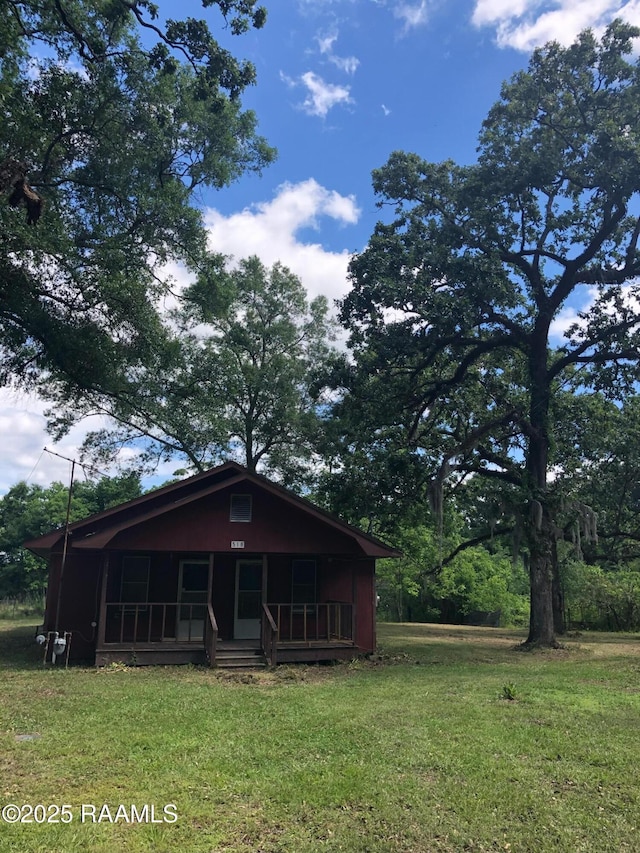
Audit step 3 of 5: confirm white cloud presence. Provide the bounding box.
[472,0,536,27]
[330,54,360,74]
[394,1,430,32]
[316,28,360,74]
[280,69,353,117]
[0,388,105,495]
[204,178,360,305]
[300,71,353,117]
[549,299,592,341]
[317,31,339,54]
[472,0,640,51]
[548,283,640,341]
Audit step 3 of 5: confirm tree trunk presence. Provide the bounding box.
[551,537,566,635]
[526,513,559,646]
[524,330,558,647]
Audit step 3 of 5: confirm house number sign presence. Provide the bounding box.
[231,540,245,549]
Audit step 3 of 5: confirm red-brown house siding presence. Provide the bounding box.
[44,552,102,661]
[102,486,360,556]
[316,557,376,652]
[320,558,354,602]
[354,559,377,653]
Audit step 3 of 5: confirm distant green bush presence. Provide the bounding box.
[564,561,640,631]
[377,524,529,627]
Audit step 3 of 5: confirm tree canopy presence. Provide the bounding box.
[1,0,274,395]
[47,256,336,487]
[335,20,640,647]
[0,473,142,597]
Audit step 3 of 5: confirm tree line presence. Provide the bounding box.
[3,4,640,643]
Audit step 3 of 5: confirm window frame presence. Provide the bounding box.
[120,555,150,612]
[230,493,252,522]
[291,559,317,607]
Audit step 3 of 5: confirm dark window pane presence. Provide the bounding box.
[239,562,262,591]
[238,591,262,619]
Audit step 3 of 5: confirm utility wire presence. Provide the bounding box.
[25,448,46,484]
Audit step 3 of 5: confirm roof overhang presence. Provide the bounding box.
[24,462,401,559]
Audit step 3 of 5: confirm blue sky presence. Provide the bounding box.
[2,0,639,493]
[197,0,527,258]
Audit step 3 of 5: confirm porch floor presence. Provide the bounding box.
[95,642,206,667]
[96,637,356,667]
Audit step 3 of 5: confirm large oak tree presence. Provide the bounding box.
[47,257,335,487]
[338,21,640,647]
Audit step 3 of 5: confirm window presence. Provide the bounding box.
[121,556,150,610]
[178,560,209,641]
[230,494,252,522]
[292,560,316,605]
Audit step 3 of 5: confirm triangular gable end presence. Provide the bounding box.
[25,462,401,559]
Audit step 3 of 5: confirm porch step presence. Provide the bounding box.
[215,643,267,669]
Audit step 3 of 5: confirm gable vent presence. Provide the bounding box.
[230,494,252,522]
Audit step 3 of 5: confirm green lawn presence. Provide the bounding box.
[1,619,639,852]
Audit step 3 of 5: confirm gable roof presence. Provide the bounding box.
[24,461,401,559]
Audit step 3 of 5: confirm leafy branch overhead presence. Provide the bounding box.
[1,0,275,390]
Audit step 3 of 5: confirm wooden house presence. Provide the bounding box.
[25,462,399,667]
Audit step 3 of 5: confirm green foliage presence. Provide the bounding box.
[500,682,518,701]
[333,21,640,645]
[377,520,529,627]
[313,365,434,535]
[555,395,640,569]
[0,474,142,597]
[377,524,440,622]
[1,1,274,396]
[53,257,336,486]
[0,592,44,619]
[435,548,529,627]
[563,560,640,631]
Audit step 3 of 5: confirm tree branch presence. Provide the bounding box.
[549,319,640,378]
[440,525,515,567]
[121,1,200,74]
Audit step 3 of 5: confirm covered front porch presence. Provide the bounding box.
[95,551,358,667]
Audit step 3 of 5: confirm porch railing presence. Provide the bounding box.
[265,602,353,644]
[204,603,218,668]
[104,602,206,645]
[261,603,278,666]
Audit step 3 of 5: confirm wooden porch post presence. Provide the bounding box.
[96,553,109,650]
[261,554,268,605]
[206,552,217,668]
[352,560,358,647]
[261,553,268,658]
[208,553,214,604]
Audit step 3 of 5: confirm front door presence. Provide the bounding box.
[178,560,209,641]
[234,559,263,639]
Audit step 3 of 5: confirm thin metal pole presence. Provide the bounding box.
[54,458,75,634]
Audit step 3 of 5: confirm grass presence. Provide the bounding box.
[0,595,45,621]
[1,619,639,852]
